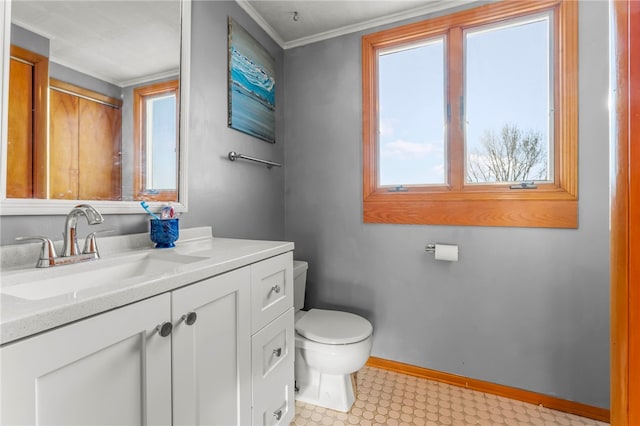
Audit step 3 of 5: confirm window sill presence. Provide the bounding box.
[363,195,578,228]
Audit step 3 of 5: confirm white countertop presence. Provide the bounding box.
[0,227,294,345]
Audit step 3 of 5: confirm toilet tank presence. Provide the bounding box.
[293,260,308,311]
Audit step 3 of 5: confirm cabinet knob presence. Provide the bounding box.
[182,311,197,326]
[273,347,282,357]
[271,284,281,294]
[156,322,173,337]
[273,409,283,421]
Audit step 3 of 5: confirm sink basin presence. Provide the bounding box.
[1,251,208,301]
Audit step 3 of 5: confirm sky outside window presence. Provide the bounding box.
[465,15,552,183]
[377,14,551,187]
[378,37,445,187]
[146,94,177,190]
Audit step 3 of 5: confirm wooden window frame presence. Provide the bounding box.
[133,80,179,202]
[362,0,578,228]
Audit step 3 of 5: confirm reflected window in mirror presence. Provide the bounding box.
[133,80,179,202]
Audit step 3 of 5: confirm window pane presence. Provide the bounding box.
[145,94,177,190]
[465,15,552,184]
[378,38,445,186]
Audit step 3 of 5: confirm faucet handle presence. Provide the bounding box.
[16,236,58,268]
[82,230,113,257]
[82,232,99,257]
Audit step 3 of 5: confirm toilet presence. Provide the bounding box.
[293,260,373,412]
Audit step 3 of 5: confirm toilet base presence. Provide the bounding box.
[295,366,357,412]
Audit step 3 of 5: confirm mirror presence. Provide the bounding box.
[0,0,190,215]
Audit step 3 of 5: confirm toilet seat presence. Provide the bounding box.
[295,309,372,345]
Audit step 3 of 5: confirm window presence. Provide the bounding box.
[362,0,578,228]
[134,80,179,201]
[378,38,446,186]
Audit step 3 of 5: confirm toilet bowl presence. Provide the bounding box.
[293,261,373,412]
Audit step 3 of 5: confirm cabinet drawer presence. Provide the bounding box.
[251,252,293,332]
[252,309,295,426]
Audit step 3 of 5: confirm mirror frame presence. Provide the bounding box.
[0,0,190,215]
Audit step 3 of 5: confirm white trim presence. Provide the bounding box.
[0,0,11,202]
[0,198,186,216]
[235,0,476,50]
[177,0,191,214]
[235,0,285,48]
[118,69,180,89]
[49,55,180,89]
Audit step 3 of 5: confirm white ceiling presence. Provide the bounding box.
[10,0,471,87]
[11,0,181,87]
[238,0,473,49]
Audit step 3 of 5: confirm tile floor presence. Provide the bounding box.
[290,366,608,426]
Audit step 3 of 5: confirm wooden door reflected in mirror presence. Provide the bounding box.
[7,47,179,202]
[7,45,47,199]
[48,80,122,200]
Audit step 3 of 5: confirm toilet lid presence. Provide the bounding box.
[295,309,373,345]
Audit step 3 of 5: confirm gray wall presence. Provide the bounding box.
[10,24,48,57]
[185,1,284,240]
[11,24,122,99]
[283,1,610,409]
[1,0,285,243]
[3,0,610,410]
[49,62,122,100]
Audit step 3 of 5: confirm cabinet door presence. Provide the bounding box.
[172,267,252,426]
[49,87,122,200]
[7,57,33,198]
[49,89,80,199]
[78,97,122,200]
[0,294,172,426]
[7,46,48,199]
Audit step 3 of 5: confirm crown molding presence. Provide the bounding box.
[283,0,475,49]
[235,0,476,50]
[235,0,286,48]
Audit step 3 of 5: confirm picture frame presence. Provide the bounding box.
[228,17,276,143]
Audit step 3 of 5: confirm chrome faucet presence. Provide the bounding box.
[16,204,105,268]
[62,204,104,257]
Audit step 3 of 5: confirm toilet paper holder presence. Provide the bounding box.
[425,243,459,262]
[425,243,458,253]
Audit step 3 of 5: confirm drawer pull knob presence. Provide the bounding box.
[273,347,282,357]
[156,322,173,337]
[271,284,281,294]
[182,311,197,326]
[273,409,283,421]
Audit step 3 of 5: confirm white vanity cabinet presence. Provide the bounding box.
[250,252,295,426]
[171,265,252,426]
[0,293,173,425]
[0,247,295,426]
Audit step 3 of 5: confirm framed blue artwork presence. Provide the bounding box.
[228,17,276,143]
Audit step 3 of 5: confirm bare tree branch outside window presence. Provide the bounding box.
[467,124,548,183]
